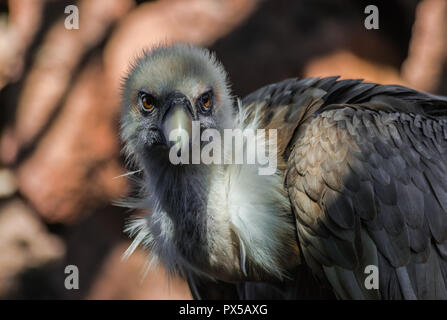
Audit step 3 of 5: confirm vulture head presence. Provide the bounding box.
[121,44,234,165]
[120,44,299,282]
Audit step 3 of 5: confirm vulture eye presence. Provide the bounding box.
[198,91,213,111]
[140,93,156,112]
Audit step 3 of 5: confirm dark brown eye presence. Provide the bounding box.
[200,91,212,110]
[141,93,155,111]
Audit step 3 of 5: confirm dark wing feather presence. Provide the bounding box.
[185,271,240,300]
[186,265,334,300]
[285,81,447,299]
[241,77,447,299]
[236,264,335,299]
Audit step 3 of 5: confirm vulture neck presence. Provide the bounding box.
[144,158,212,268]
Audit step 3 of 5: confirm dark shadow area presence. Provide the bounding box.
[211,0,418,96]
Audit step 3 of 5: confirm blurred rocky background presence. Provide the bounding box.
[0,0,446,299]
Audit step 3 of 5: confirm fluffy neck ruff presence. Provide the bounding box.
[124,104,300,282]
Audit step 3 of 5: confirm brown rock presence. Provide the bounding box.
[16,59,128,223]
[104,0,259,94]
[0,167,17,198]
[0,126,19,165]
[87,241,192,300]
[0,0,45,89]
[401,0,447,92]
[304,50,407,85]
[0,198,65,297]
[13,0,133,153]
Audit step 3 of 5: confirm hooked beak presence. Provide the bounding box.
[162,102,193,148]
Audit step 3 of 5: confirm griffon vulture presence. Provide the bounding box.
[119,44,447,300]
